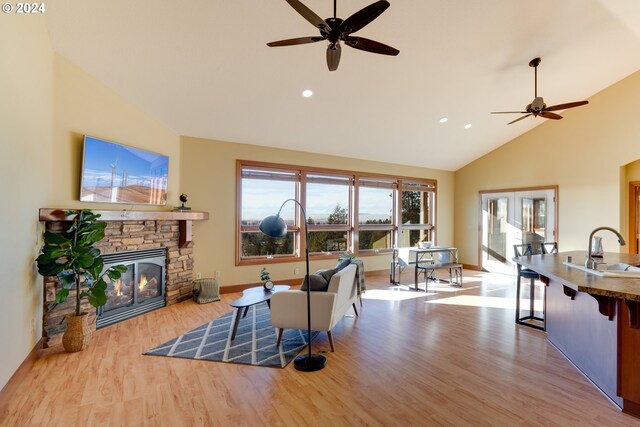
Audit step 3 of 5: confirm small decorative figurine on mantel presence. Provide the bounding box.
[174,193,191,211]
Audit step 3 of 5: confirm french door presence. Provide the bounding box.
[480,188,557,273]
[630,182,640,255]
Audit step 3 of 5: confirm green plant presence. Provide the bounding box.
[260,267,271,281]
[36,209,128,316]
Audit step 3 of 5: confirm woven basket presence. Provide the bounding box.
[62,313,92,352]
[193,278,220,304]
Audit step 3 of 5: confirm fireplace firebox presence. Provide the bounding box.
[97,248,167,328]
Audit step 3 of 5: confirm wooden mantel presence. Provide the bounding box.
[39,208,209,248]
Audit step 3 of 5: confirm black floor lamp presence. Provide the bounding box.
[259,198,326,372]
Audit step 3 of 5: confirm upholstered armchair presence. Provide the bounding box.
[270,263,359,352]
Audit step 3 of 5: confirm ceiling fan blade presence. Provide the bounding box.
[340,0,390,35]
[491,111,528,114]
[540,111,563,120]
[285,0,330,32]
[327,43,341,71]
[507,114,532,125]
[544,100,589,112]
[267,36,325,47]
[344,36,399,56]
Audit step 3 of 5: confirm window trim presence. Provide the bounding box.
[236,160,437,266]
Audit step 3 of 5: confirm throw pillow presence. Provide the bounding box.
[319,258,351,283]
[335,257,351,272]
[300,273,329,292]
[319,267,338,283]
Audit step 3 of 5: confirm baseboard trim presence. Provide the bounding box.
[463,263,482,271]
[0,338,44,415]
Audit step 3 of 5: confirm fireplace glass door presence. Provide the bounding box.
[97,248,166,328]
[137,262,163,304]
[103,265,135,312]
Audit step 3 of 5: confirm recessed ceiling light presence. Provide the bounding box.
[439,117,448,123]
[302,89,313,98]
[464,123,472,129]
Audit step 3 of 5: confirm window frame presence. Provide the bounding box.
[356,177,397,253]
[236,160,437,266]
[398,179,437,247]
[237,164,301,265]
[305,172,354,256]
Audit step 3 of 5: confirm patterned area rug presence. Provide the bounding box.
[144,302,317,368]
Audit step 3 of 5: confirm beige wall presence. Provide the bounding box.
[52,56,181,209]
[0,26,181,391]
[0,16,53,390]
[455,70,640,268]
[180,137,455,287]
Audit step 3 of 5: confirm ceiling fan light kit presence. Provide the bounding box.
[491,57,589,125]
[267,0,400,71]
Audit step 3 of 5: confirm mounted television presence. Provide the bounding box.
[80,135,169,205]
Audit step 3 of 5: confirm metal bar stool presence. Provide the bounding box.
[514,243,545,330]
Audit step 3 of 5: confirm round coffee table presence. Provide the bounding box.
[228,285,290,340]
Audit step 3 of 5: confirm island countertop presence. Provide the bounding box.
[515,250,640,302]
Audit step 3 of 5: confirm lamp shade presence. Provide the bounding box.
[259,214,287,238]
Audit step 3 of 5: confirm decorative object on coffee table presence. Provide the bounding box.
[192,277,220,304]
[36,209,128,352]
[260,198,326,372]
[260,267,274,290]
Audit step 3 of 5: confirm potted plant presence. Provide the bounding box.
[260,267,274,291]
[36,209,128,352]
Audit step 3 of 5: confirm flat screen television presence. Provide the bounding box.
[80,135,169,205]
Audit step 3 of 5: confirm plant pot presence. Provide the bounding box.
[62,313,92,352]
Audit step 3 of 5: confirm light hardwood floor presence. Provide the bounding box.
[2,269,640,426]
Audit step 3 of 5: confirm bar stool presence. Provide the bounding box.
[514,243,545,330]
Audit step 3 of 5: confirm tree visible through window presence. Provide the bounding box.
[237,161,436,264]
[400,181,435,247]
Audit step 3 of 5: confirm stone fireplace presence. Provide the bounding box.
[39,209,208,348]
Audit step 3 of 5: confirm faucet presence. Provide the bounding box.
[585,227,626,269]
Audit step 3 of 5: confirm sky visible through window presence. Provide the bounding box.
[359,187,393,223]
[242,178,393,225]
[241,179,295,225]
[307,182,348,224]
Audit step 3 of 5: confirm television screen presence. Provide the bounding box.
[80,135,169,205]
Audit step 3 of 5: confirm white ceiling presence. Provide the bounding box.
[44,0,640,171]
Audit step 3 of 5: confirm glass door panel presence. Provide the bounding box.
[482,193,514,274]
[481,188,556,273]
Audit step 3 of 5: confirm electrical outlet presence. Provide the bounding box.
[215,271,220,280]
[294,268,300,275]
[195,272,202,279]
[30,318,36,333]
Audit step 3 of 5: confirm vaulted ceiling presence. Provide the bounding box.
[44,0,640,170]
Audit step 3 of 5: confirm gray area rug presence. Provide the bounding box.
[144,302,317,368]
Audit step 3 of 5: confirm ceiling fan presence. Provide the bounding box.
[491,57,589,125]
[267,0,399,71]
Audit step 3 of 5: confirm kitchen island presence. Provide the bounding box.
[515,251,640,418]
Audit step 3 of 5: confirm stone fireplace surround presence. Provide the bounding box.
[39,209,208,348]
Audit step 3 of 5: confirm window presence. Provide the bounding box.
[237,161,437,265]
[358,179,395,251]
[399,181,436,247]
[306,174,352,254]
[239,167,299,259]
